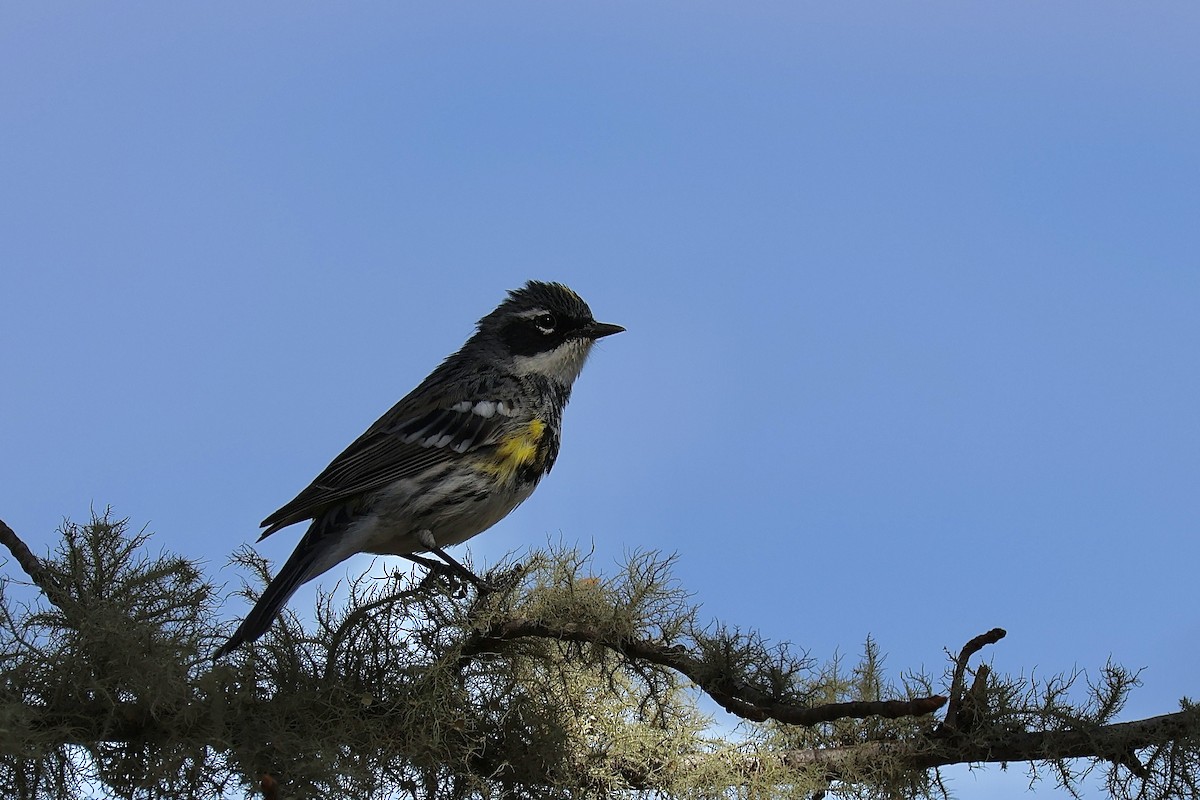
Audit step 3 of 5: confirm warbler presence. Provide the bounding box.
[215,281,623,656]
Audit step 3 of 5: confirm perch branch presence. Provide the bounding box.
[461,617,947,726]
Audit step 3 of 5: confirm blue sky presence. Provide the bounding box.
[2,4,1198,797]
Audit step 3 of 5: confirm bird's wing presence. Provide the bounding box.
[258,397,515,537]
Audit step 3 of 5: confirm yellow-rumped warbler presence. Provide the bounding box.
[215,281,623,656]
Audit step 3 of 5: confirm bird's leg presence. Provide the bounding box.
[403,550,469,595]
[414,530,493,591]
[401,552,460,585]
[402,553,466,596]
[401,552,450,572]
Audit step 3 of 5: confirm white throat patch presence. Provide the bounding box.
[509,338,593,384]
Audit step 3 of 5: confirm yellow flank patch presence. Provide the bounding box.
[481,419,546,481]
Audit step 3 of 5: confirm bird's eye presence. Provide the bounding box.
[532,313,557,333]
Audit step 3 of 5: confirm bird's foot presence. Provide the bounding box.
[403,552,468,596]
[411,531,496,593]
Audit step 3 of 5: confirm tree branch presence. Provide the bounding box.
[461,617,947,726]
[0,517,70,609]
[9,697,1196,789]
[781,708,1200,775]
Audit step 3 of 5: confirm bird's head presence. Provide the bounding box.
[475,281,624,386]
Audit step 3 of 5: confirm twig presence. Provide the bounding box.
[956,663,990,733]
[321,583,428,680]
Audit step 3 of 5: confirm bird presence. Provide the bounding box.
[215,280,623,657]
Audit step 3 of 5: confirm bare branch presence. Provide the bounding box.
[942,627,1005,731]
[0,517,70,609]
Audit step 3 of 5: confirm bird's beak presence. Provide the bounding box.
[580,321,626,340]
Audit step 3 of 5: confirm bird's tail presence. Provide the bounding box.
[214,523,343,658]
